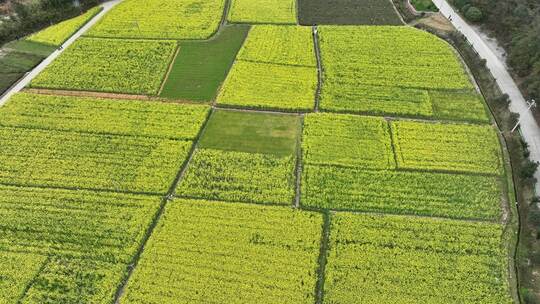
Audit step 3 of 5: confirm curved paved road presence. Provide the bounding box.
[0,0,121,106]
[433,0,540,192]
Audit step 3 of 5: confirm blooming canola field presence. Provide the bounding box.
[0,0,516,303]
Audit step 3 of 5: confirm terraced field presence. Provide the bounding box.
[0,0,517,303]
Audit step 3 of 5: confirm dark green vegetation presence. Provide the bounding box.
[449,0,540,102]
[0,40,56,95]
[410,0,438,12]
[160,25,250,101]
[199,109,301,156]
[297,0,403,25]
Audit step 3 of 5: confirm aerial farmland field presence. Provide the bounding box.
[0,0,519,303]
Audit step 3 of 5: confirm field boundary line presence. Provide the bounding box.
[315,210,330,304]
[17,255,51,302]
[306,160,502,178]
[172,194,292,208]
[386,118,400,169]
[112,108,215,303]
[389,0,407,25]
[0,123,199,142]
[157,45,181,96]
[0,181,163,197]
[300,204,501,223]
[312,25,323,112]
[23,88,213,105]
[236,58,317,69]
[294,115,305,208]
[211,24,251,106]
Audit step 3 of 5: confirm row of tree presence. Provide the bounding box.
[0,0,102,45]
[452,0,540,101]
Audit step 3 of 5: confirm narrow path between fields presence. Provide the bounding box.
[433,0,540,193]
[0,0,122,107]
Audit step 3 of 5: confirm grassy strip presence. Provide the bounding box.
[160,25,249,102]
[0,40,56,95]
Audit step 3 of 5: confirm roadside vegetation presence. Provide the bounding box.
[448,0,540,104]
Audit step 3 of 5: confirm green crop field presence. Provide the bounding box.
[298,0,403,25]
[0,127,192,193]
[0,185,161,302]
[217,25,317,111]
[228,0,297,24]
[199,109,301,156]
[0,93,210,139]
[121,199,322,303]
[391,120,503,175]
[30,38,176,95]
[87,0,225,39]
[176,149,296,204]
[0,0,517,302]
[318,26,488,122]
[303,113,394,169]
[160,25,249,101]
[302,164,503,220]
[326,213,512,303]
[27,6,102,46]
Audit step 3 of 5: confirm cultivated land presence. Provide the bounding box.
[160,25,250,101]
[217,25,317,111]
[298,0,403,25]
[0,0,518,303]
[87,0,225,39]
[228,0,297,24]
[30,38,176,95]
[27,7,103,46]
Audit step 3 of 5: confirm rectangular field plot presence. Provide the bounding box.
[0,93,209,140]
[160,25,249,102]
[430,90,489,123]
[199,110,301,156]
[27,6,102,46]
[237,25,315,67]
[318,27,485,121]
[228,0,296,24]
[87,0,225,39]
[31,38,176,95]
[0,127,191,193]
[319,84,434,117]
[217,25,317,111]
[120,199,322,304]
[302,165,502,220]
[298,0,403,25]
[176,149,296,205]
[0,185,161,302]
[325,213,513,303]
[303,113,394,169]
[391,121,503,175]
[0,251,46,303]
[217,61,316,111]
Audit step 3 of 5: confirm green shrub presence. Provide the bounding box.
[521,160,539,179]
[465,6,483,22]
